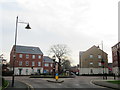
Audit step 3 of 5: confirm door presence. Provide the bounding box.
[37,69,40,74]
[19,69,22,75]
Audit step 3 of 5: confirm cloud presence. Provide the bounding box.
[1,0,119,65]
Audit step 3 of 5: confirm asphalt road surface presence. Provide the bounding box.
[4,76,115,90]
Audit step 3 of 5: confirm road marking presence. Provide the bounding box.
[90,80,105,88]
[16,80,34,90]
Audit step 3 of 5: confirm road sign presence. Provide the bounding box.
[56,73,58,76]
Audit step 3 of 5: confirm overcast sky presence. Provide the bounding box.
[0,0,119,65]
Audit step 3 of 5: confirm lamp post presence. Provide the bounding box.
[12,16,31,87]
[52,55,56,78]
[101,41,105,79]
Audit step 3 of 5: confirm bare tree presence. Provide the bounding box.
[62,59,71,71]
[49,44,71,74]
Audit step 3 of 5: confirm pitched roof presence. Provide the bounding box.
[43,56,53,63]
[14,45,43,55]
[86,45,107,55]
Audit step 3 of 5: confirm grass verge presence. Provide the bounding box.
[107,80,120,84]
[2,79,9,90]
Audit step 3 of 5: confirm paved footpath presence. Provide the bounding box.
[4,79,32,90]
[92,76,120,90]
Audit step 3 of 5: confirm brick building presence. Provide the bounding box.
[112,42,120,76]
[43,56,54,74]
[10,45,43,75]
[79,45,108,75]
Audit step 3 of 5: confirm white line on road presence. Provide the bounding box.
[16,80,34,90]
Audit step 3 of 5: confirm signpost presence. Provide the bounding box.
[55,63,59,81]
[55,73,58,81]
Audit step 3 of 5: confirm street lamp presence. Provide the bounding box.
[52,55,56,77]
[12,16,31,87]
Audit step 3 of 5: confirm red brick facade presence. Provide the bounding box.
[10,45,43,68]
[43,62,53,73]
[112,42,120,67]
[43,56,54,74]
[10,53,43,67]
[10,45,54,74]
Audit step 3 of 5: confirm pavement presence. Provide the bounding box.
[91,77,120,90]
[4,80,33,90]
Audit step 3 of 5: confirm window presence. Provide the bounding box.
[38,55,41,59]
[51,70,53,72]
[32,55,35,59]
[26,61,29,66]
[46,69,49,72]
[26,55,29,59]
[90,62,93,65]
[19,54,22,58]
[45,63,49,67]
[90,54,93,58]
[38,62,41,66]
[50,64,53,67]
[32,61,35,66]
[26,69,28,73]
[98,62,101,66]
[19,61,22,66]
[98,55,101,59]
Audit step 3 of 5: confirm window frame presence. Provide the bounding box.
[26,54,29,59]
[32,61,35,66]
[26,61,29,66]
[89,54,93,58]
[19,54,23,58]
[32,55,35,59]
[38,62,41,66]
[98,55,102,59]
[19,61,22,66]
[38,55,41,59]
[44,63,49,67]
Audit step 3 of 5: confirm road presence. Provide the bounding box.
[4,76,115,90]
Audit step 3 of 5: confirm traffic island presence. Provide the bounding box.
[47,79,64,83]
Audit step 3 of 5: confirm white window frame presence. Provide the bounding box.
[19,61,22,66]
[32,55,35,59]
[44,63,49,67]
[98,55,101,59]
[26,61,29,66]
[98,62,101,66]
[38,55,41,59]
[51,69,53,72]
[50,64,53,67]
[32,61,35,66]
[90,54,93,58]
[26,54,29,59]
[90,62,93,65]
[19,54,23,58]
[38,62,41,66]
